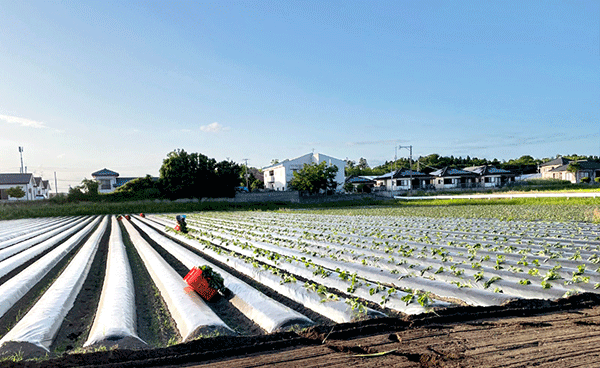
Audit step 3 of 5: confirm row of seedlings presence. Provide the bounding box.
[182,212,600,303]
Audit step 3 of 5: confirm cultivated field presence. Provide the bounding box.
[1,206,600,365]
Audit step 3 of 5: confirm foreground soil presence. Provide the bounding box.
[4,293,600,368]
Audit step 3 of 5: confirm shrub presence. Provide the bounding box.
[581,177,591,183]
[357,184,372,193]
[595,177,600,183]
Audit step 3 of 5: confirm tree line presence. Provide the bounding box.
[345,154,600,177]
[67,149,245,202]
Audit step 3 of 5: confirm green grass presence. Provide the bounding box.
[295,197,600,223]
[2,191,600,223]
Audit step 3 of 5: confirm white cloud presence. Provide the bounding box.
[200,122,228,133]
[0,114,46,128]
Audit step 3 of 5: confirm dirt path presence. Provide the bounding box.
[4,293,600,367]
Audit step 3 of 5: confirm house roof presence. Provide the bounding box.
[91,168,119,177]
[463,165,513,176]
[34,177,42,186]
[548,160,600,173]
[346,175,376,184]
[262,152,345,171]
[0,173,33,185]
[540,157,571,167]
[375,169,429,180]
[42,180,50,190]
[430,167,478,177]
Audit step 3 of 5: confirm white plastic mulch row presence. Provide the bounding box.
[0,216,102,320]
[84,216,145,347]
[0,216,108,352]
[177,219,509,308]
[0,216,86,262]
[213,221,571,300]
[120,219,233,341]
[144,216,387,322]
[0,217,95,279]
[0,218,61,242]
[186,213,594,303]
[0,217,71,250]
[132,216,313,333]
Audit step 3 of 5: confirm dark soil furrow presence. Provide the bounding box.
[0,219,102,342]
[147,221,335,326]
[129,220,263,336]
[120,221,180,347]
[50,216,111,354]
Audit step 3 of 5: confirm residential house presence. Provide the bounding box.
[374,169,432,191]
[430,167,479,189]
[262,153,346,191]
[345,175,377,191]
[0,173,36,200]
[91,168,156,193]
[33,177,51,199]
[539,157,571,178]
[463,165,516,187]
[541,159,600,183]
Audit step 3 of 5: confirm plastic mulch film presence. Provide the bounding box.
[0,216,101,320]
[145,215,384,323]
[0,216,108,352]
[133,216,313,332]
[121,219,233,341]
[84,216,145,347]
[0,216,86,262]
[0,217,72,250]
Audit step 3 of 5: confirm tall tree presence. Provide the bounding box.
[357,157,369,169]
[289,162,338,194]
[159,149,216,199]
[213,160,243,198]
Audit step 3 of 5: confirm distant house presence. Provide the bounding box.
[463,165,516,187]
[540,158,600,183]
[91,168,156,193]
[33,177,51,199]
[374,169,432,191]
[539,157,571,178]
[430,167,479,189]
[345,175,377,191]
[0,173,36,200]
[262,153,346,191]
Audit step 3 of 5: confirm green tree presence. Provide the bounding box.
[289,161,338,194]
[67,178,100,201]
[247,167,265,191]
[159,149,216,199]
[112,175,161,200]
[567,161,581,173]
[213,160,243,198]
[357,157,369,170]
[6,186,25,199]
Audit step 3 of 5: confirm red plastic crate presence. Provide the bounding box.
[184,267,218,301]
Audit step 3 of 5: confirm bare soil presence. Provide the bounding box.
[2,293,600,367]
[50,219,111,353]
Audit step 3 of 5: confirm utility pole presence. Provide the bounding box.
[54,172,58,195]
[18,147,24,173]
[398,145,413,196]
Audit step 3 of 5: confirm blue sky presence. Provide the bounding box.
[1,1,598,192]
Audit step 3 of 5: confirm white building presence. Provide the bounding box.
[92,168,120,193]
[263,153,346,191]
[0,173,37,200]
